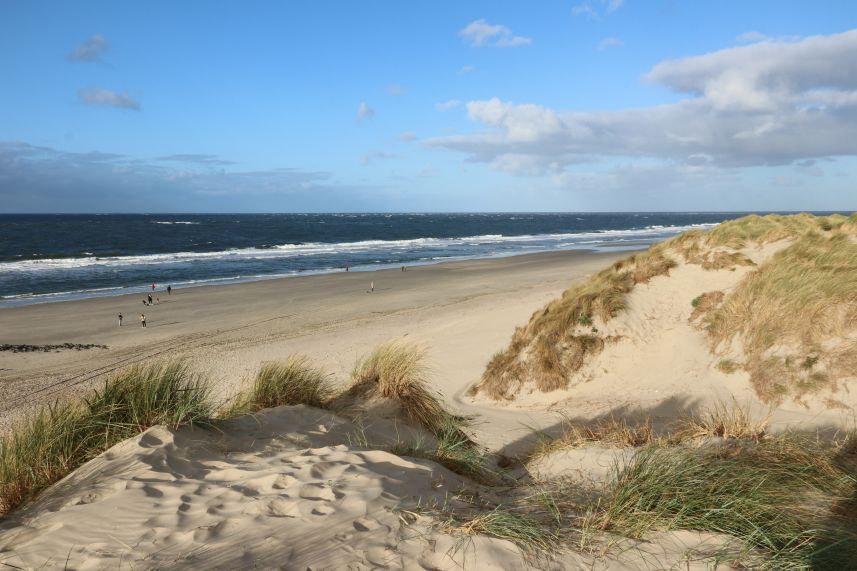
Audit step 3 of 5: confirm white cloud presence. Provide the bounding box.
[459,19,531,48]
[736,31,769,44]
[0,141,353,211]
[360,150,395,165]
[357,101,375,121]
[416,164,438,177]
[399,131,417,142]
[606,0,624,13]
[435,99,461,112]
[573,0,624,18]
[69,35,109,62]
[571,3,597,17]
[386,84,406,96]
[459,65,477,74]
[157,154,236,166]
[598,37,624,50]
[427,30,857,174]
[78,88,140,110]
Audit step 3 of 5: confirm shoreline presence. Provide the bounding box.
[0,243,651,308]
[0,248,628,436]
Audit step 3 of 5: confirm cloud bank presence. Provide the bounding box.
[428,30,857,174]
[0,142,354,212]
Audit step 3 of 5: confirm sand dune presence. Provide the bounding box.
[0,405,745,570]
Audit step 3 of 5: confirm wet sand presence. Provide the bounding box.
[0,249,626,437]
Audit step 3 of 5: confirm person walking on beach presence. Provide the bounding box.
[167,285,172,295]
[147,294,153,305]
[345,264,349,272]
[118,313,123,327]
[370,281,374,293]
[151,283,156,291]
[140,313,147,328]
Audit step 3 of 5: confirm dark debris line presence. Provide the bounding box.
[0,343,108,353]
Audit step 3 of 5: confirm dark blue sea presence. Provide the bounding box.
[0,212,822,306]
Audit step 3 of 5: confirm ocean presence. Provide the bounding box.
[0,212,810,306]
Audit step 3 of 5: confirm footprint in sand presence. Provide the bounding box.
[298,483,337,501]
[311,504,336,516]
[352,517,382,532]
[265,497,301,517]
[309,461,351,480]
[272,473,298,489]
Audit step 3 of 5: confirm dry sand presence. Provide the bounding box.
[1,246,846,569]
[0,405,744,570]
[0,250,624,449]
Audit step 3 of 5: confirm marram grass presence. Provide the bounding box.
[593,437,857,569]
[0,361,212,515]
[348,339,470,442]
[227,355,335,416]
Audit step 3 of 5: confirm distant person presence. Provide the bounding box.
[151,283,156,291]
[156,297,160,304]
[401,265,405,272]
[118,313,123,327]
[345,264,349,272]
[140,313,147,328]
[147,294,153,305]
[142,299,148,306]
[370,281,374,293]
[167,285,172,295]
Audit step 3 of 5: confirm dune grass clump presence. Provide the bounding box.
[675,399,768,442]
[707,230,857,402]
[702,213,839,249]
[672,235,756,271]
[533,417,654,460]
[347,340,470,441]
[689,290,724,324]
[229,356,334,415]
[453,506,561,554]
[0,361,211,515]
[716,358,740,374]
[389,416,496,484]
[474,246,676,399]
[594,437,857,569]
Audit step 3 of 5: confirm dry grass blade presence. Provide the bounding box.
[230,356,334,414]
[474,246,676,400]
[595,436,857,569]
[707,230,857,403]
[348,340,469,441]
[676,399,769,442]
[0,361,212,515]
[533,417,654,460]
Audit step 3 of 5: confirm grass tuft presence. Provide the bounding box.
[474,246,676,399]
[229,356,334,415]
[716,359,740,374]
[453,506,561,554]
[688,290,724,323]
[533,417,654,460]
[347,340,470,442]
[0,361,211,515]
[707,230,857,402]
[594,437,857,569]
[676,399,768,441]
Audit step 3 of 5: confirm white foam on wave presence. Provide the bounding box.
[0,223,716,273]
[151,221,200,225]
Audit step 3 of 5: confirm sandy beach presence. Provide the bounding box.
[0,250,626,445]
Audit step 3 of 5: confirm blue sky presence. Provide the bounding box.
[1,1,856,212]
